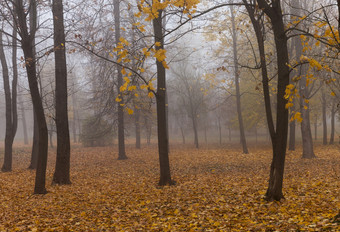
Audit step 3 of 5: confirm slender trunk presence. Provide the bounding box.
[180,126,185,144]
[19,93,29,145]
[12,27,18,145]
[322,92,328,145]
[192,117,199,149]
[29,111,39,169]
[153,9,173,185]
[256,0,290,201]
[114,0,127,160]
[15,0,49,194]
[0,30,13,172]
[218,118,222,145]
[329,100,335,144]
[52,0,71,185]
[71,90,77,143]
[230,5,248,154]
[135,107,141,149]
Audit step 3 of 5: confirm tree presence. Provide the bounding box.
[114,0,127,160]
[0,27,18,172]
[230,3,249,154]
[14,0,49,194]
[253,0,290,201]
[52,0,71,185]
[170,63,207,149]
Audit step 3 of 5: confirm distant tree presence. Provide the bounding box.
[171,64,207,149]
[80,116,113,147]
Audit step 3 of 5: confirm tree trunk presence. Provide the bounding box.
[329,100,335,144]
[218,118,222,145]
[0,30,13,172]
[180,126,185,144]
[314,119,317,141]
[29,111,39,169]
[71,89,78,143]
[52,0,71,185]
[322,91,328,145]
[256,0,290,201]
[153,9,174,186]
[192,117,199,149]
[135,107,141,149]
[49,130,54,148]
[230,5,248,154]
[15,0,49,194]
[19,93,29,145]
[114,0,127,160]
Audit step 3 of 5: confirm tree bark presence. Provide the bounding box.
[0,30,13,172]
[52,0,71,185]
[230,4,248,154]
[153,9,174,186]
[29,111,39,169]
[256,0,290,201]
[19,93,29,145]
[114,0,127,160]
[15,0,49,194]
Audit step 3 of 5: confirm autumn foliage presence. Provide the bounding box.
[0,144,339,231]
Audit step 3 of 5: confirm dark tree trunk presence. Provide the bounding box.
[322,92,328,145]
[15,0,49,194]
[230,5,248,154]
[153,9,174,186]
[114,0,127,160]
[19,94,29,145]
[29,111,39,169]
[0,30,13,172]
[255,0,290,201]
[11,27,18,148]
[135,107,141,149]
[52,0,71,185]
[329,100,336,144]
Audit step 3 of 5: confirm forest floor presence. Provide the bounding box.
[0,143,339,231]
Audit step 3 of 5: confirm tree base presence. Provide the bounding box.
[1,167,12,172]
[158,179,176,186]
[52,179,72,185]
[34,188,48,195]
[118,155,128,160]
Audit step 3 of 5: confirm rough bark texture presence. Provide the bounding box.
[52,0,71,185]
[153,9,174,186]
[114,0,127,160]
[230,4,248,154]
[15,0,49,194]
[256,0,290,201]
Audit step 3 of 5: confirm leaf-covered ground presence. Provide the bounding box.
[0,143,339,231]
